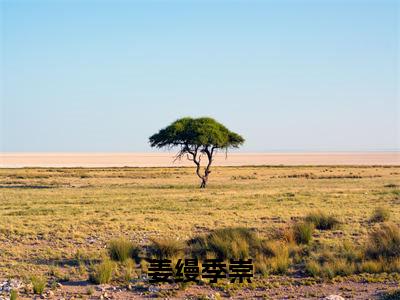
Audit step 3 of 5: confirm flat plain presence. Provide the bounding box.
[1,152,399,167]
[0,165,399,299]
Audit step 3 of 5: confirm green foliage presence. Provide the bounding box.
[108,238,139,262]
[365,223,400,260]
[9,289,18,300]
[89,260,115,284]
[149,117,244,150]
[148,237,184,259]
[305,211,340,230]
[370,207,391,223]
[292,222,314,245]
[31,276,46,295]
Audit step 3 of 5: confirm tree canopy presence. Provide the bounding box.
[149,117,245,188]
[149,117,244,150]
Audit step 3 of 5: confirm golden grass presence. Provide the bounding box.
[0,165,399,280]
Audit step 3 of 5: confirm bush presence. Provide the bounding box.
[108,238,139,262]
[305,211,340,230]
[31,276,46,295]
[148,237,184,259]
[89,260,115,284]
[365,223,400,260]
[292,222,314,245]
[370,207,390,223]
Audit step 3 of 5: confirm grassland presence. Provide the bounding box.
[0,166,399,298]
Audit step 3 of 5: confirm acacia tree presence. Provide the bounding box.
[149,117,245,188]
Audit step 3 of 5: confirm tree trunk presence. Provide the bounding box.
[200,176,208,188]
[188,145,214,189]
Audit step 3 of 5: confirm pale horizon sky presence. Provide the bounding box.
[1,0,399,152]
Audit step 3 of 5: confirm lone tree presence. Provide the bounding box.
[149,117,244,188]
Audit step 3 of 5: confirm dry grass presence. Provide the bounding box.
[108,238,139,262]
[89,259,115,284]
[0,165,399,281]
[370,207,391,223]
[305,211,340,230]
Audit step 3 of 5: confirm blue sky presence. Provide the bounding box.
[1,0,399,152]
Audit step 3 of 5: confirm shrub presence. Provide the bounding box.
[305,211,340,230]
[365,223,400,260]
[292,222,314,244]
[370,207,390,223]
[31,276,46,295]
[108,238,139,262]
[89,260,115,284]
[148,237,184,259]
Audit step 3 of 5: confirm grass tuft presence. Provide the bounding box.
[89,260,115,284]
[10,289,18,300]
[365,223,400,260]
[108,238,139,262]
[31,276,46,295]
[188,227,260,260]
[148,237,184,259]
[292,222,314,245]
[359,260,383,274]
[305,211,340,230]
[370,207,391,223]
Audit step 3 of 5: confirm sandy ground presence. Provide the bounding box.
[0,152,399,167]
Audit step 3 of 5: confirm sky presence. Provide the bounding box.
[1,0,399,152]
